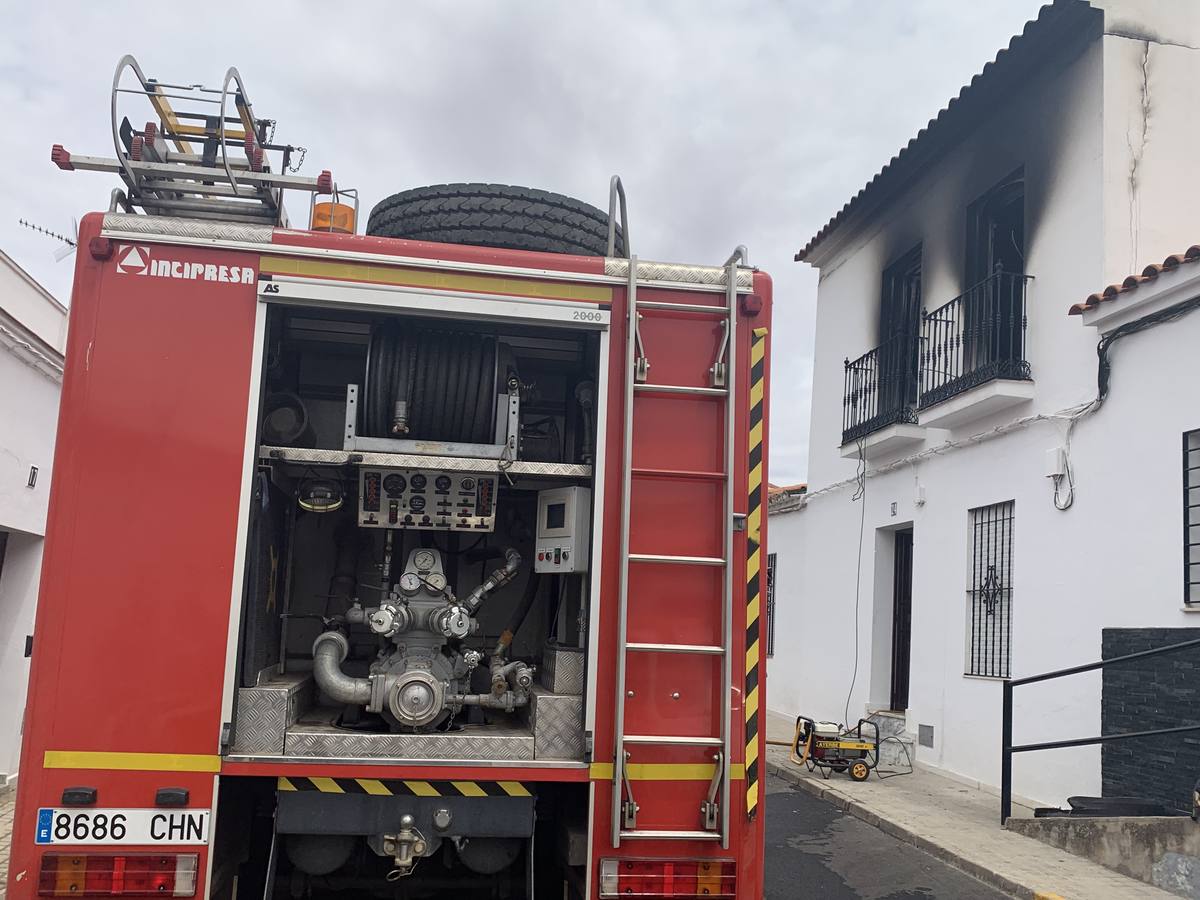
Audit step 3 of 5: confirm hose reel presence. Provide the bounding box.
[364,321,514,444]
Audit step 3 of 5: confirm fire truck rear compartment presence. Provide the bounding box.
[224,303,599,893]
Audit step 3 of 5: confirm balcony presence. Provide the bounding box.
[918,269,1033,428]
[841,333,922,453]
[841,270,1033,450]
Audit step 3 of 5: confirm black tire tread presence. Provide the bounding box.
[367,183,623,257]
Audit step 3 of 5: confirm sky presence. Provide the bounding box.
[0,0,1048,484]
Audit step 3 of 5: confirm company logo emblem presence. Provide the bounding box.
[114,244,255,284]
[117,244,150,275]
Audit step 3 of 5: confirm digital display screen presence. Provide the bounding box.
[545,502,566,530]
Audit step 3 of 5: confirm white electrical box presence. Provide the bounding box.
[1045,447,1067,479]
[535,486,591,573]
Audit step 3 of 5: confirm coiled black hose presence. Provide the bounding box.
[365,323,499,443]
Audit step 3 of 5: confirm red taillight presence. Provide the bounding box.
[38,853,198,897]
[599,857,736,898]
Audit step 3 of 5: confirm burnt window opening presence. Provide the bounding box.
[967,169,1025,284]
[877,245,922,417]
[966,500,1014,679]
[841,245,923,444]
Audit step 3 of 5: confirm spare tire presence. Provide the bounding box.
[366,183,624,257]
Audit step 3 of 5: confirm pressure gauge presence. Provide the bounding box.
[409,495,427,513]
[413,550,436,572]
[382,473,406,496]
[434,475,452,492]
[399,573,422,596]
[424,572,447,593]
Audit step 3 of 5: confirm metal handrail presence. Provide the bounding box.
[607,175,630,258]
[219,66,253,197]
[1000,636,1200,823]
[110,56,150,190]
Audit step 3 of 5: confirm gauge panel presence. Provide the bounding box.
[357,468,499,532]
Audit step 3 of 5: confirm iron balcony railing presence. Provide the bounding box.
[842,332,919,445]
[919,268,1032,410]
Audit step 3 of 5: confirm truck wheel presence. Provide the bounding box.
[366,183,625,257]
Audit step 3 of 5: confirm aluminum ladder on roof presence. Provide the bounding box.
[610,247,747,849]
[51,55,332,226]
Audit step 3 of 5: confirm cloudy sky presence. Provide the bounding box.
[0,0,1047,483]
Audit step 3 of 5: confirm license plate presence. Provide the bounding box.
[35,809,210,846]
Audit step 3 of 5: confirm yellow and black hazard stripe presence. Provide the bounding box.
[276,777,531,798]
[745,326,768,820]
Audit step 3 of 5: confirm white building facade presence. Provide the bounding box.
[768,0,1200,810]
[0,250,66,787]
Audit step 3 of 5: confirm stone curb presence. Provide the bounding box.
[766,757,1034,899]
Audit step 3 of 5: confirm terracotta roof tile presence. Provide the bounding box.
[768,483,807,497]
[1070,245,1200,315]
[795,0,1100,264]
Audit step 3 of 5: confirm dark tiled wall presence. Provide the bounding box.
[1101,628,1200,813]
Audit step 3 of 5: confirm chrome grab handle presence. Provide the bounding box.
[710,318,729,388]
[701,751,723,831]
[634,313,649,383]
[621,751,639,829]
[607,175,631,258]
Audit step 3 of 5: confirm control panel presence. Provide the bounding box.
[534,486,591,573]
[358,468,498,532]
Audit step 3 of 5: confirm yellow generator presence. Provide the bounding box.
[791,717,879,782]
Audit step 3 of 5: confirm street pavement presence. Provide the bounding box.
[765,773,1014,899]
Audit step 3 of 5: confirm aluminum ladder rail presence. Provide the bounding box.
[610,248,746,849]
[50,55,332,226]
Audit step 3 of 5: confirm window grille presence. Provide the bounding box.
[966,501,1014,678]
[1186,430,1200,605]
[766,552,777,658]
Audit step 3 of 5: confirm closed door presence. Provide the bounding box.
[890,529,914,712]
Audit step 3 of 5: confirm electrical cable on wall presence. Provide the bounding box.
[1050,293,1200,511]
[844,439,867,727]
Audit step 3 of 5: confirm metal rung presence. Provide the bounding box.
[638,300,729,314]
[634,383,727,397]
[624,735,723,747]
[629,554,724,566]
[619,831,722,842]
[631,467,726,481]
[139,178,268,198]
[627,642,724,655]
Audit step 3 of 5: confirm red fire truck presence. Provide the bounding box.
[7,57,772,899]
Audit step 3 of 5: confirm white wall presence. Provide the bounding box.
[0,252,65,785]
[0,250,67,355]
[0,344,61,539]
[0,533,45,780]
[1101,30,1200,283]
[769,10,1200,807]
[771,310,1200,807]
[804,35,1106,490]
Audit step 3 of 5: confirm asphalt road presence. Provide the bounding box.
[764,774,1013,899]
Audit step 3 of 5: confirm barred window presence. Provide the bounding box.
[966,501,1014,678]
[1187,430,1200,605]
[766,553,777,658]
